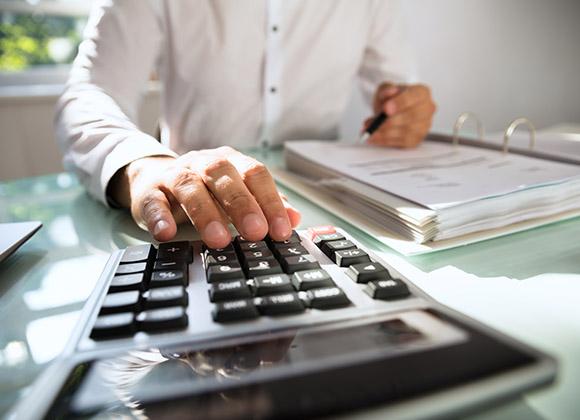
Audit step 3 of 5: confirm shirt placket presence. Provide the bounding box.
[259,0,283,148]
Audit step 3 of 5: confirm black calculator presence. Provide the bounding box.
[13,226,556,420]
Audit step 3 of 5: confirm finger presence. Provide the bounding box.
[384,85,431,115]
[134,188,177,242]
[360,116,374,134]
[165,168,232,249]
[193,157,269,241]
[369,122,431,148]
[382,101,436,128]
[230,155,293,241]
[374,82,401,113]
[372,132,425,148]
[282,197,302,228]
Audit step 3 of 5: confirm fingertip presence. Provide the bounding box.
[385,101,397,116]
[241,213,269,241]
[152,219,177,242]
[201,221,232,249]
[286,207,301,228]
[269,215,292,241]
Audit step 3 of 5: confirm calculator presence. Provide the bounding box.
[14,226,556,420]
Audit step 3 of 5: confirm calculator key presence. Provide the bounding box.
[281,254,320,274]
[91,313,135,340]
[209,280,252,302]
[307,225,336,240]
[242,249,274,262]
[109,273,145,293]
[238,241,269,252]
[304,287,351,309]
[291,269,334,291]
[335,249,371,267]
[212,299,259,322]
[157,241,193,263]
[116,262,147,275]
[268,231,301,246]
[206,263,244,283]
[364,279,410,300]
[143,287,188,309]
[204,243,235,254]
[100,290,141,315]
[273,244,308,258]
[246,259,283,278]
[137,306,188,332]
[255,292,305,316]
[346,262,391,284]
[251,274,294,296]
[153,260,187,271]
[150,270,187,287]
[120,244,155,264]
[322,240,356,260]
[205,251,238,266]
[313,233,345,247]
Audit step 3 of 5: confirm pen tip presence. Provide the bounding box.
[359,133,370,144]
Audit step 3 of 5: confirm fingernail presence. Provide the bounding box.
[272,216,291,239]
[153,220,169,236]
[242,213,267,237]
[386,101,397,115]
[203,221,230,243]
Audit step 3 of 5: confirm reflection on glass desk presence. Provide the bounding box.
[1,148,579,419]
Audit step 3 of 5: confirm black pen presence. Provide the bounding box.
[359,111,388,143]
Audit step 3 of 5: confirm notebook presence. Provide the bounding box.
[279,117,580,255]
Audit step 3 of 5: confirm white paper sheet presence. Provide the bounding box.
[272,168,580,256]
[285,141,580,210]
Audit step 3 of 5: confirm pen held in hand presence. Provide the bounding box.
[359,112,388,143]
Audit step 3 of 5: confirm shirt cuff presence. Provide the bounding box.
[99,134,178,206]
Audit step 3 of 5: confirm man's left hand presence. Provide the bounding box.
[362,83,436,148]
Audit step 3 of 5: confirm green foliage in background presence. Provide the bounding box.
[0,13,82,71]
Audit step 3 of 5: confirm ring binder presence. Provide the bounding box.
[453,112,484,147]
[503,117,536,154]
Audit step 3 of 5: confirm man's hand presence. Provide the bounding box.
[362,83,436,148]
[110,147,301,248]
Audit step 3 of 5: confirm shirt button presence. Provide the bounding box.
[270,86,277,94]
[272,25,278,32]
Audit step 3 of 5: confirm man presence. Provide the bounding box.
[55,0,436,249]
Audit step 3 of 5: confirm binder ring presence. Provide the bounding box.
[453,112,484,147]
[503,117,536,154]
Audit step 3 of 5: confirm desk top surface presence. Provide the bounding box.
[0,149,579,419]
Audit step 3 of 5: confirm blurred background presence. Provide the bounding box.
[1,0,580,180]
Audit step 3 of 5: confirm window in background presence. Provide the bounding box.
[0,0,90,84]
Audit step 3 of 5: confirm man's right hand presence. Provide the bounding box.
[110,146,301,249]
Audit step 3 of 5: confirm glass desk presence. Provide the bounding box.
[1,150,579,419]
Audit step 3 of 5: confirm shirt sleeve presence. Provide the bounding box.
[55,0,177,206]
[358,0,418,106]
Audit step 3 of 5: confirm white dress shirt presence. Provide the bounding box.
[55,0,414,204]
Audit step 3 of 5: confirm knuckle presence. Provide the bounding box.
[224,190,253,210]
[203,157,234,178]
[418,84,431,95]
[171,169,202,191]
[242,161,270,181]
[261,192,282,208]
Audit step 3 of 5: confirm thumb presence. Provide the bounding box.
[374,83,400,113]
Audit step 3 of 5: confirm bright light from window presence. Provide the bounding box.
[0,1,89,72]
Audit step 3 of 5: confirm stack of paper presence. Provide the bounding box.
[284,140,580,244]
